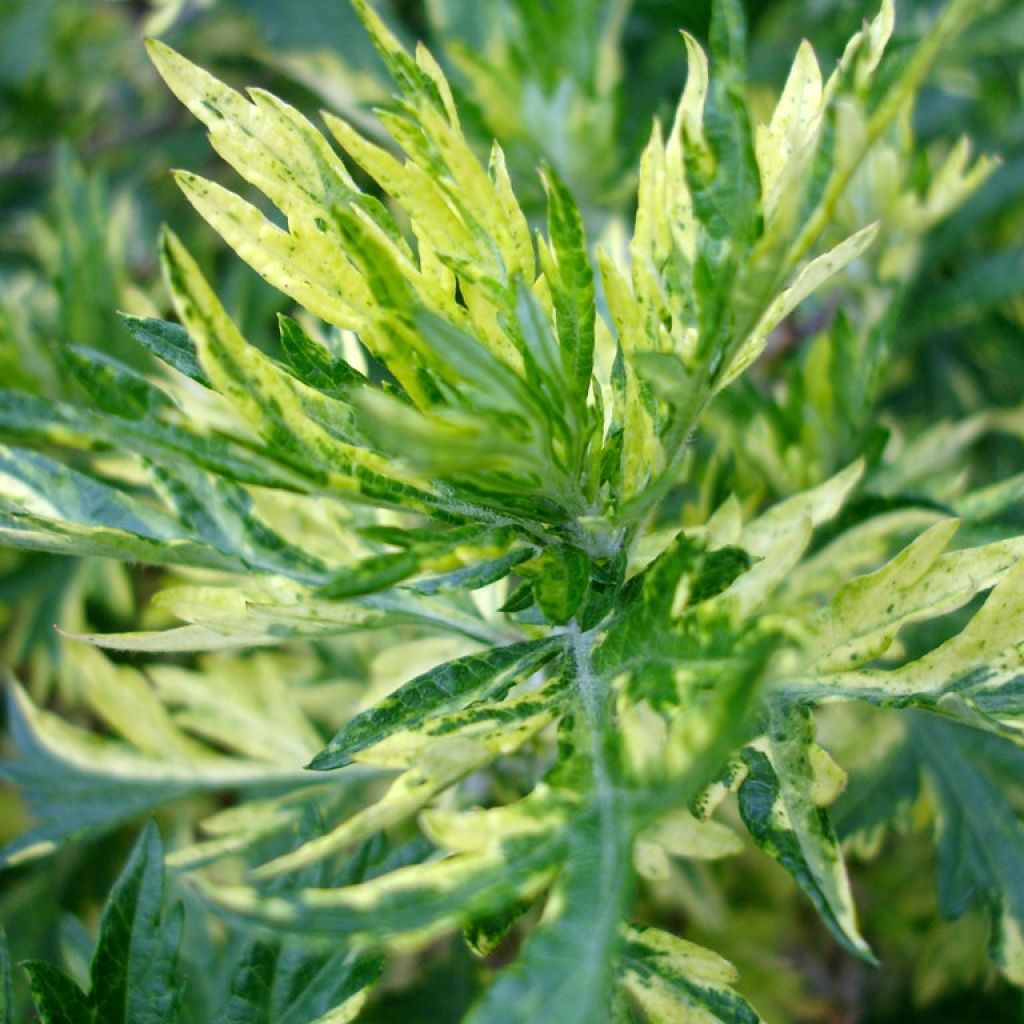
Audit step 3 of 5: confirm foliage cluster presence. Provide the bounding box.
[2,0,1024,1021]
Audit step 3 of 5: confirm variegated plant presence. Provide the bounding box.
[2,0,1023,1021]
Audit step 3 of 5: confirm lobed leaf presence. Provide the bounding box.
[310,636,562,770]
[738,704,874,962]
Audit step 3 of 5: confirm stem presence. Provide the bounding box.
[568,622,614,817]
[566,620,631,975]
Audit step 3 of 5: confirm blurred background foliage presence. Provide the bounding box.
[1,0,1022,1021]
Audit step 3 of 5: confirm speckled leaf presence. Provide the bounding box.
[814,524,1024,671]
[796,557,1024,715]
[310,636,562,770]
[738,703,874,962]
[620,925,762,1023]
[199,832,565,950]
[0,680,334,868]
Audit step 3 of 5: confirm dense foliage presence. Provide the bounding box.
[2,0,1024,1021]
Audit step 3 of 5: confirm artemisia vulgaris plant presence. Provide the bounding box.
[2,1,1023,1021]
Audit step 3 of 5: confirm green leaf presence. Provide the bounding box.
[540,165,595,415]
[21,962,91,1024]
[0,928,12,1024]
[464,813,631,1024]
[0,444,186,545]
[699,0,760,243]
[0,443,250,570]
[213,940,382,1024]
[23,823,184,1024]
[521,544,590,625]
[832,732,920,857]
[278,314,368,396]
[910,713,1024,985]
[148,462,328,581]
[90,823,183,1024]
[120,314,210,386]
[0,390,308,493]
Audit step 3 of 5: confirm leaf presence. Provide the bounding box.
[720,222,880,389]
[23,823,184,1024]
[120,314,210,386]
[0,443,279,572]
[520,544,590,625]
[147,657,323,765]
[61,624,309,653]
[737,703,875,962]
[909,713,1024,985]
[278,314,368,397]
[21,963,91,1024]
[797,557,1024,715]
[89,823,184,1024]
[0,679,340,867]
[540,165,596,415]
[147,462,328,582]
[832,729,920,857]
[159,228,423,503]
[316,524,523,600]
[463,813,631,1024]
[170,170,369,331]
[740,458,864,557]
[755,39,824,223]
[813,524,1024,671]
[213,941,382,1024]
[699,0,760,247]
[0,928,11,1024]
[199,832,565,950]
[258,672,570,878]
[309,636,562,770]
[620,925,762,1024]
[0,390,307,493]
[60,345,169,420]
[0,443,188,545]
